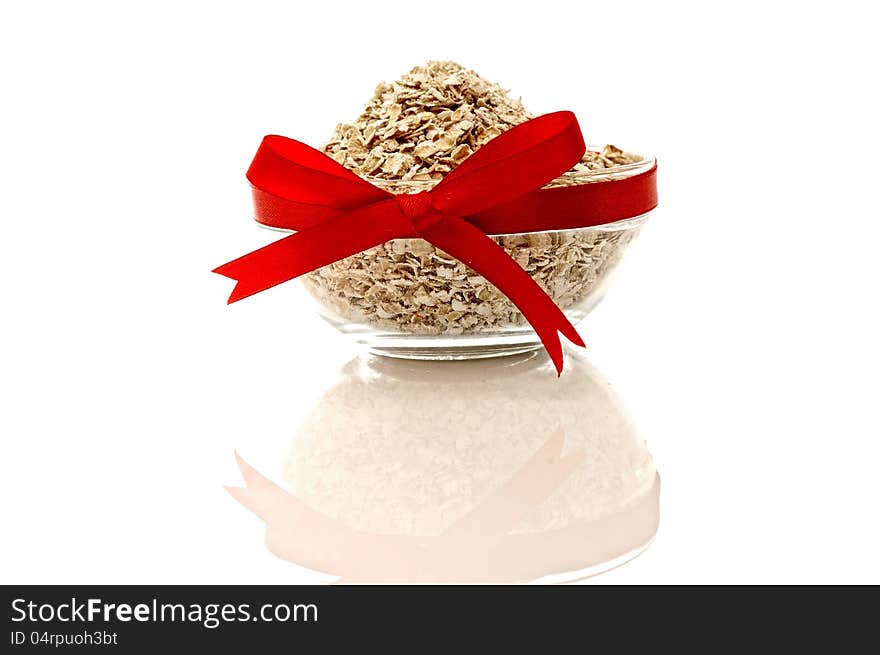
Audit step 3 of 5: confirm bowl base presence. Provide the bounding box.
[368,342,542,361]
[322,313,555,361]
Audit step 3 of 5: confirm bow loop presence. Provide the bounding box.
[247,135,390,209]
[432,111,586,218]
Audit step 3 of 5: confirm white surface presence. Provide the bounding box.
[1,1,878,584]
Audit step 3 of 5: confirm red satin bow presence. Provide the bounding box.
[214,111,657,374]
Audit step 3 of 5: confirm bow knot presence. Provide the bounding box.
[394,190,443,233]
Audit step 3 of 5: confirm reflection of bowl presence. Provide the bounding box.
[277,349,659,582]
[284,156,655,360]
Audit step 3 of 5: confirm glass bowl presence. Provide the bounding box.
[275,153,655,360]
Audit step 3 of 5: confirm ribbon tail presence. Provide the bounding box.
[422,216,584,375]
[213,200,407,303]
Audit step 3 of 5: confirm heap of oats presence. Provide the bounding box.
[305,61,645,336]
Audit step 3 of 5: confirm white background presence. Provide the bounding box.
[1,1,878,584]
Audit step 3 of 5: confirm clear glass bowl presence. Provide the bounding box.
[280,153,654,360]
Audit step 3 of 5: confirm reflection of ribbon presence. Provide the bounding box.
[226,429,587,583]
[213,111,658,374]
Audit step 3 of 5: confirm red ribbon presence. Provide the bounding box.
[214,111,658,374]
